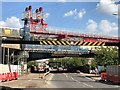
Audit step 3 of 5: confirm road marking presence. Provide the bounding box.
[114,86,120,88]
[70,73,94,88]
[71,77,74,80]
[63,73,68,78]
[85,77,95,81]
[76,73,95,81]
[70,77,81,84]
[83,83,93,87]
[47,74,54,81]
[72,77,93,87]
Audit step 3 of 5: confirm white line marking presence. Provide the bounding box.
[78,73,95,81]
[114,86,120,88]
[71,77,74,80]
[47,74,53,81]
[78,81,81,84]
[83,83,94,87]
[63,73,68,78]
[70,74,94,88]
[85,77,95,81]
[74,78,93,87]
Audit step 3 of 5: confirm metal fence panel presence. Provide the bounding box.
[106,65,120,76]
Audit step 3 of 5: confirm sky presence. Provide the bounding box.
[0,0,119,36]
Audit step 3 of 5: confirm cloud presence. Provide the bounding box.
[64,9,77,17]
[0,16,22,28]
[64,9,86,19]
[0,21,6,27]
[99,20,117,33]
[78,9,86,19]
[86,19,118,36]
[86,19,97,32]
[57,0,67,2]
[96,0,118,16]
[43,13,50,20]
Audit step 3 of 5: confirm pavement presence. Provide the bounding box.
[0,72,51,89]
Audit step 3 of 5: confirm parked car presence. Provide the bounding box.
[58,67,64,71]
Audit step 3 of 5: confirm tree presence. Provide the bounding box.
[27,61,38,68]
[94,46,118,66]
[91,59,97,69]
[49,57,87,69]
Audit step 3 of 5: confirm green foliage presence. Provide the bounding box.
[94,46,118,66]
[91,59,97,68]
[27,61,38,68]
[101,66,106,72]
[49,57,87,68]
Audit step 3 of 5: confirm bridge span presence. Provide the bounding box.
[23,45,94,61]
[1,27,119,46]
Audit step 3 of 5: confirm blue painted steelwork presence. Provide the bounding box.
[24,44,89,54]
[20,26,30,41]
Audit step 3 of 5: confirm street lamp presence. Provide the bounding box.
[113,13,118,15]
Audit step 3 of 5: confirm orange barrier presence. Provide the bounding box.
[13,72,18,80]
[0,74,2,82]
[107,74,120,83]
[0,72,19,82]
[7,73,12,80]
[100,72,107,81]
[112,75,119,83]
[1,73,7,82]
[110,74,113,82]
[7,72,14,81]
[107,74,110,81]
[11,72,15,80]
[119,76,120,82]
[107,74,113,82]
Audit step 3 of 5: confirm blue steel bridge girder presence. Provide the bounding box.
[24,44,91,60]
[24,45,89,54]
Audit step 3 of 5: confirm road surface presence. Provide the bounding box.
[46,73,119,88]
[1,73,119,89]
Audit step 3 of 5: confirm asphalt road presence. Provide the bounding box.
[46,73,119,88]
[1,73,119,89]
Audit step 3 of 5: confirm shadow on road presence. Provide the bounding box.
[99,80,120,86]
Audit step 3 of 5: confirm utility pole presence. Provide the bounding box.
[3,47,5,64]
[118,46,120,65]
[8,48,11,72]
[113,11,119,65]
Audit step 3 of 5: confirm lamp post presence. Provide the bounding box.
[112,12,120,65]
[113,13,117,15]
